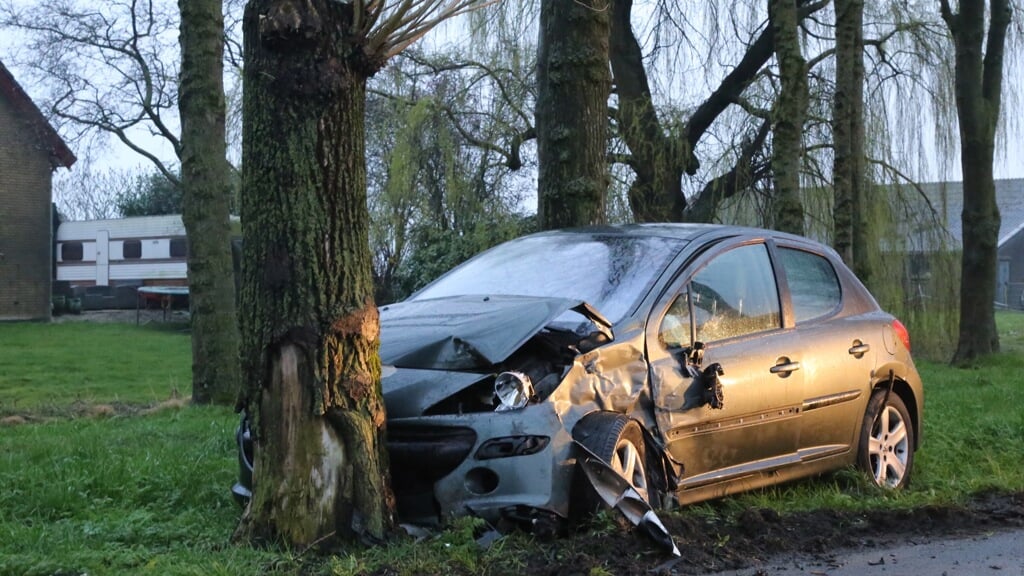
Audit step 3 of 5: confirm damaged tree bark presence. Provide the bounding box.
[235,0,393,547]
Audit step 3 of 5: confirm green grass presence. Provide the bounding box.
[0,313,1022,574]
[0,407,286,575]
[0,322,190,414]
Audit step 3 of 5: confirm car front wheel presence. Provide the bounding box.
[858,389,914,489]
[575,413,651,505]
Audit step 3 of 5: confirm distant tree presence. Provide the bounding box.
[941,0,1011,363]
[116,172,182,216]
[52,163,133,221]
[364,52,535,302]
[535,0,609,229]
[0,0,183,184]
[235,0,494,548]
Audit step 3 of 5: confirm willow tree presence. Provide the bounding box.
[535,0,610,229]
[235,0,492,548]
[940,0,1011,363]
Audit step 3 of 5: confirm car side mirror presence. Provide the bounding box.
[678,342,725,410]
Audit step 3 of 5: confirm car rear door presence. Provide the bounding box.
[773,243,879,458]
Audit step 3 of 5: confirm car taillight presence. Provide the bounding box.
[892,319,911,352]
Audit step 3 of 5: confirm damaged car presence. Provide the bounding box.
[233,224,923,536]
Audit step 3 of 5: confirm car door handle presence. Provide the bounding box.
[770,360,801,376]
[848,341,870,357]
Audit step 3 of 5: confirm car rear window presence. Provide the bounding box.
[778,247,841,322]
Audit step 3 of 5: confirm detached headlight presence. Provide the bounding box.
[494,371,533,412]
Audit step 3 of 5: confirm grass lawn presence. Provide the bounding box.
[0,313,1022,575]
[0,322,190,415]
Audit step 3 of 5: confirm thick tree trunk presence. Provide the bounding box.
[943,0,1010,363]
[235,0,394,547]
[770,0,807,235]
[536,0,610,229]
[831,0,868,283]
[177,0,241,405]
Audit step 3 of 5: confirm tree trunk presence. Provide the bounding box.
[769,0,807,235]
[177,0,241,405]
[536,0,610,229]
[831,0,869,283]
[235,0,394,547]
[942,0,1010,363]
[609,0,685,222]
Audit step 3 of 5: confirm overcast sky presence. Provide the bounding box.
[1,4,1021,184]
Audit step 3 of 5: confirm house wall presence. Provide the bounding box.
[0,90,53,320]
[999,231,1024,310]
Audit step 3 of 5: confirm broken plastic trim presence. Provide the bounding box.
[475,435,551,460]
[575,442,681,557]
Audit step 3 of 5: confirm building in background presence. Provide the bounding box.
[0,60,76,321]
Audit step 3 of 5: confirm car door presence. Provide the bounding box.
[773,243,880,457]
[647,240,804,489]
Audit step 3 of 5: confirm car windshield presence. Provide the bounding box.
[411,233,687,323]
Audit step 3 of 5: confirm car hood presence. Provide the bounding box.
[380,294,608,370]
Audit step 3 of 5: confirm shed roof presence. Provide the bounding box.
[0,60,76,169]
[910,179,1024,248]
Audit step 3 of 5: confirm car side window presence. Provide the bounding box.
[778,247,841,323]
[691,244,781,342]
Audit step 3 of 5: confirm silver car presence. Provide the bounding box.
[234,224,923,534]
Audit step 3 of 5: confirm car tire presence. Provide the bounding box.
[857,389,914,489]
[573,413,652,517]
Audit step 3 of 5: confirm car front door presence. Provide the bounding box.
[647,240,804,491]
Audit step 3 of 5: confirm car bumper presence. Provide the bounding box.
[388,402,576,526]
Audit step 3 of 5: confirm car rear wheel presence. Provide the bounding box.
[575,413,650,506]
[858,389,914,489]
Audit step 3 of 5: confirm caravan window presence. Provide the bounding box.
[170,238,188,258]
[123,240,142,259]
[61,242,83,261]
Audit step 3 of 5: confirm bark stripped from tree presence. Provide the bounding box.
[236,0,490,549]
[235,0,393,547]
[941,0,1011,363]
[536,0,610,229]
[769,0,807,235]
[178,0,241,405]
[831,0,867,282]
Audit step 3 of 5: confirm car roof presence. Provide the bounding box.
[534,223,809,244]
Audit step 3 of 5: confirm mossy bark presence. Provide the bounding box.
[769,0,807,236]
[536,0,610,229]
[831,0,868,282]
[235,0,394,547]
[943,0,1010,363]
[178,0,240,405]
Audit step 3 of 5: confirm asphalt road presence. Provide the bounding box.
[710,527,1024,576]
